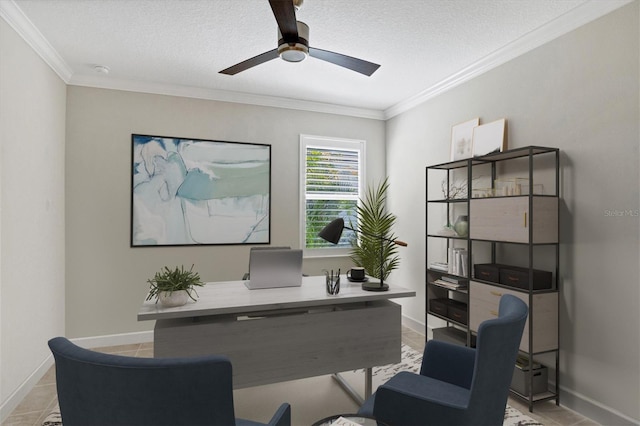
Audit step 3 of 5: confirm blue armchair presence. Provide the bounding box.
[48,337,291,426]
[358,294,528,426]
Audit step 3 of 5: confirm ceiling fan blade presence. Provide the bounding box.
[269,0,298,42]
[219,49,279,75]
[309,47,380,76]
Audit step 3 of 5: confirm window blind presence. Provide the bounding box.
[304,146,360,248]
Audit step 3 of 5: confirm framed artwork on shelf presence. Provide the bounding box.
[472,118,507,157]
[450,118,479,161]
[131,134,271,247]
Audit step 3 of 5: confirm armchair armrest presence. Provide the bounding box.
[373,371,470,426]
[420,340,476,389]
[267,403,291,426]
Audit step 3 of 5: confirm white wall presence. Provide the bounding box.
[0,19,66,418]
[64,87,386,338]
[386,3,639,424]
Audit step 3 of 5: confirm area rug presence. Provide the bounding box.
[42,411,62,426]
[42,344,543,426]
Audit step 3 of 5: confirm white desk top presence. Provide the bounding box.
[138,275,415,321]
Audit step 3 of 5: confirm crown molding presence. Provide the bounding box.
[383,0,634,119]
[68,74,386,120]
[0,0,72,83]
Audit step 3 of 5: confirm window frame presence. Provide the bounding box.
[299,134,366,258]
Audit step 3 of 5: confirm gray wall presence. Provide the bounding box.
[65,87,386,338]
[385,3,639,424]
[0,19,66,415]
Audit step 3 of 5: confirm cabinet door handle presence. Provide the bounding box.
[524,212,527,228]
[490,290,503,297]
[490,310,499,317]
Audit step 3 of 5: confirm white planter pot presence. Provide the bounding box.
[158,290,189,307]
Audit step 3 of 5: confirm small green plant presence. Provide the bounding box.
[146,265,204,303]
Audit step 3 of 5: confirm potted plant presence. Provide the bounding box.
[146,264,204,307]
[349,177,401,281]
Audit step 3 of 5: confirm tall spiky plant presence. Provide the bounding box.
[349,178,400,281]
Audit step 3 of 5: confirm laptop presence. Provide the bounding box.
[244,248,303,290]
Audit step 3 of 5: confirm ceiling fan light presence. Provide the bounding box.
[278,44,309,62]
[277,21,309,63]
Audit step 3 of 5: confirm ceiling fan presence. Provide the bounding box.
[219,0,380,76]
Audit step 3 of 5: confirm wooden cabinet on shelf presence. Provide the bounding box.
[470,196,558,243]
[469,280,558,353]
[426,146,560,412]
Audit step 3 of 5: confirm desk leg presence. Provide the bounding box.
[365,367,372,399]
[332,367,372,406]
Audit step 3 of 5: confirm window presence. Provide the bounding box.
[300,135,365,255]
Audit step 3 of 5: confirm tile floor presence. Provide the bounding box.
[3,328,599,426]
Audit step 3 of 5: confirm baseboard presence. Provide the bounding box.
[0,354,54,422]
[401,313,425,336]
[70,330,153,349]
[560,386,639,426]
[0,330,154,423]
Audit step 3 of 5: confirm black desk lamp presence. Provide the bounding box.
[318,218,407,291]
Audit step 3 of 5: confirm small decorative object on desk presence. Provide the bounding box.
[146,264,204,307]
[346,266,366,282]
[324,269,340,295]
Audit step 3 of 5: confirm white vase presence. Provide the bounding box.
[158,290,189,307]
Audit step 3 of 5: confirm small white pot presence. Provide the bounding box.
[158,290,189,307]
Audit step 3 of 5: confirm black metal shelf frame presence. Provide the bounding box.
[426,146,560,412]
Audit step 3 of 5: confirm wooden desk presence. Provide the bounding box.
[138,276,415,403]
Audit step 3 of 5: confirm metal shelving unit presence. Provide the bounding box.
[426,146,560,411]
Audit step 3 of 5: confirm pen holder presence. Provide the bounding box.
[325,271,340,296]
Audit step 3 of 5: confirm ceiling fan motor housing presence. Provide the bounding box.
[278,21,309,62]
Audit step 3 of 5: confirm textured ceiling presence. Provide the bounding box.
[5,0,630,117]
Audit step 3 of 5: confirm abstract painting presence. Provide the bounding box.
[131,134,270,246]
